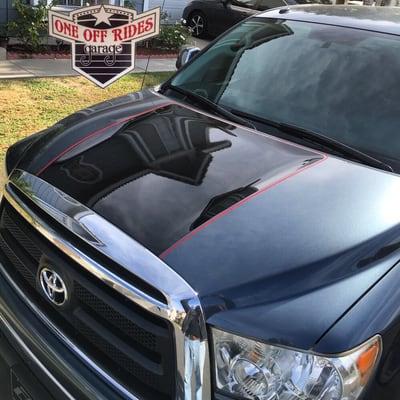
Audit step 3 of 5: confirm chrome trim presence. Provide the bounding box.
[3,169,211,400]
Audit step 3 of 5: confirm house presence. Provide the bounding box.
[0,0,17,27]
[0,0,189,29]
[0,0,145,28]
[145,0,189,23]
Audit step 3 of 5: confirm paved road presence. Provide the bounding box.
[0,58,178,80]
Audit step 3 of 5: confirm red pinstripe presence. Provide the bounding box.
[36,102,173,176]
[159,155,328,260]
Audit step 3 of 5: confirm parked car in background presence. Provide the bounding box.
[182,0,329,37]
[146,0,190,22]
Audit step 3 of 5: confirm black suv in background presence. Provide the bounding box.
[182,0,327,37]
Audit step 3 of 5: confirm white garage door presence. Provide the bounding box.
[144,0,189,23]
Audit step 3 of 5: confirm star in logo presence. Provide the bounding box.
[94,5,113,26]
[49,5,161,88]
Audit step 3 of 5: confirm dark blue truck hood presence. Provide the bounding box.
[11,90,400,351]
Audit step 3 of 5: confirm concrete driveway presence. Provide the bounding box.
[0,58,178,80]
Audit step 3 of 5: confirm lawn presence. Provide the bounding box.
[0,72,173,160]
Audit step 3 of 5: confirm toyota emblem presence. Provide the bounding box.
[39,268,68,306]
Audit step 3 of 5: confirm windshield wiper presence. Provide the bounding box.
[162,84,257,130]
[230,109,393,173]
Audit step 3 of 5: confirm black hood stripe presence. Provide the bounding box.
[35,94,326,255]
[159,155,328,259]
[36,102,174,176]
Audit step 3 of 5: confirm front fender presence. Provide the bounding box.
[315,260,400,400]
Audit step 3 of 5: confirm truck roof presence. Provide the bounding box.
[259,5,400,36]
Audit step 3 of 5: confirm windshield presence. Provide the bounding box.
[169,17,400,172]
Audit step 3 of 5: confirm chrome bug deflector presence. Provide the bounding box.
[2,169,210,400]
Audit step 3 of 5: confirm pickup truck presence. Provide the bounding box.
[1,5,400,400]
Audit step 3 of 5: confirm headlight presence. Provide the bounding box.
[212,328,381,400]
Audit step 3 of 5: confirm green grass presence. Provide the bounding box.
[0,72,173,160]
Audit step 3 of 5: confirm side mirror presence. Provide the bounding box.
[176,46,201,70]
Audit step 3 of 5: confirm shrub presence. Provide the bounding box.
[7,0,49,52]
[154,23,190,50]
